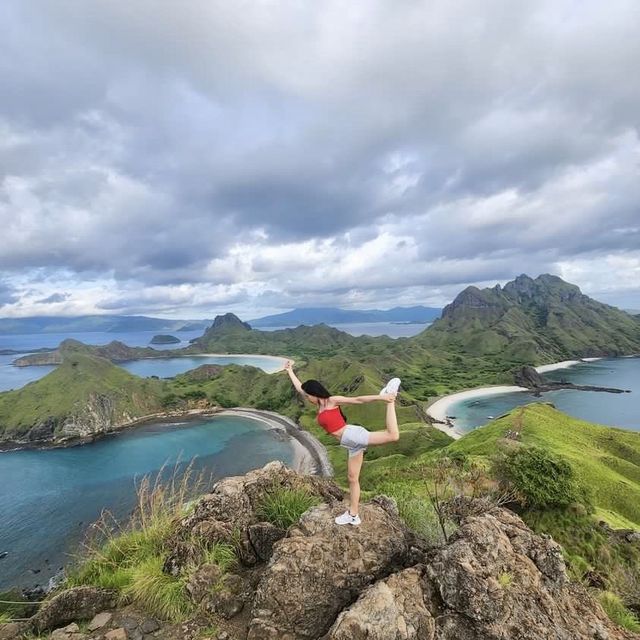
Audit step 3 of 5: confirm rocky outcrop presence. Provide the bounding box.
[164,461,344,575]
[29,587,118,633]
[248,496,412,639]
[326,566,436,639]
[4,464,638,640]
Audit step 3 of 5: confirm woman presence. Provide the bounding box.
[284,360,400,526]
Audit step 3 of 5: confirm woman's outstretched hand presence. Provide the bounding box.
[284,359,294,371]
[380,392,397,403]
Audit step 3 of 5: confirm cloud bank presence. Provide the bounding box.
[1,0,639,318]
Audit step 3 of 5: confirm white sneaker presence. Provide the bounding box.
[380,377,401,395]
[335,510,361,526]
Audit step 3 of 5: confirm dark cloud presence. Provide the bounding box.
[0,0,639,315]
[36,292,70,304]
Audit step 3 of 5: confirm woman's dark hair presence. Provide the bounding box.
[301,379,348,422]
[301,379,330,398]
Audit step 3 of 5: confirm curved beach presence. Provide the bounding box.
[425,358,605,438]
[217,407,333,477]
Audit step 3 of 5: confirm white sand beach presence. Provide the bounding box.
[426,386,528,439]
[218,407,331,476]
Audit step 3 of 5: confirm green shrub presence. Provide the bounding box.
[599,591,640,632]
[496,446,590,509]
[160,393,181,409]
[256,486,321,529]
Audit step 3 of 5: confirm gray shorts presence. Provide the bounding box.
[340,424,370,458]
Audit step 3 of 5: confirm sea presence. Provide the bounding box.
[448,357,640,433]
[0,414,295,590]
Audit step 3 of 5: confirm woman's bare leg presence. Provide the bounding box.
[367,397,400,445]
[347,451,364,515]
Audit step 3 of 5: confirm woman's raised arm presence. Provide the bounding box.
[283,360,304,394]
[331,394,389,405]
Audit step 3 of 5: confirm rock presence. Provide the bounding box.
[186,564,245,619]
[216,632,230,640]
[120,617,139,631]
[423,504,637,639]
[186,564,225,604]
[105,629,128,640]
[0,551,7,559]
[326,565,436,639]
[87,612,113,631]
[247,496,412,639]
[203,573,245,619]
[247,521,287,562]
[30,586,118,633]
[61,623,80,633]
[165,461,343,572]
[0,622,28,640]
[140,618,160,634]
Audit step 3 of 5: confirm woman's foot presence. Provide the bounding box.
[335,510,361,526]
[380,377,401,395]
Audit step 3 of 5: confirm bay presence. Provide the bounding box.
[449,358,640,433]
[0,414,295,591]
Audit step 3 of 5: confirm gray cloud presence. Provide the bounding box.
[1,0,639,316]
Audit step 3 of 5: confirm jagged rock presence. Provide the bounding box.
[203,573,245,619]
[424,505,636,639]
[87,611,112,631]
[105,629,127,640]
[140,618,160,633]
[326,565,436,639]
[0,623,28,640]
[30,587,117,633]
[186,564,225,603]
[186,564,245,619]
[165,461,343,572]
[247,522,287,562]
[247,496,412,639]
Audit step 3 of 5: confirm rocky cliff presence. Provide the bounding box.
[3,462,637,640]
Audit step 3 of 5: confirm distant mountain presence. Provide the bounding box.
[248,306,441,327]
[417,273,640,362]
[0,314,211,335]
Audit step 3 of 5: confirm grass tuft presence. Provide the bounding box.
[599,591,640,632]
[256,485,321,529]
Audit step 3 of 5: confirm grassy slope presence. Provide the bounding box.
[0,352,166,440]
[445,403,640,529]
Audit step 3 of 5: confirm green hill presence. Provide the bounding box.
[0,347,167,444]
[416,274,640,364]
[446,403,640,529]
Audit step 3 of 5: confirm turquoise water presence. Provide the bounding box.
[449,358,640,433]
[0,352,285,392]
[0,415,295,590]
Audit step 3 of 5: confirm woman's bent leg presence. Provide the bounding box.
[367,399,400,445]
[347,451,364,516]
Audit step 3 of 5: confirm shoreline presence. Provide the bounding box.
[425,356,610,438]
[0,405,332,478]
[218,408,333,477]
[426,386,528,439]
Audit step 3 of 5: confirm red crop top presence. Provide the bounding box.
[317,406,346,434]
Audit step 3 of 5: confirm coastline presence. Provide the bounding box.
[426,386,528,439]
[217,408,333,477]
[425,357,608,438]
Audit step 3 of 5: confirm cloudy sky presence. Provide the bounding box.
[1,0,639,320]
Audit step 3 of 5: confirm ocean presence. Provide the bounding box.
[448,358,640,433]
[0,414,295,591]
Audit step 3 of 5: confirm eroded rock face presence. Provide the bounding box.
[164,461,344,572]
[326,565,436,640]
[425,506,637,640]
[30,587,118,633]
[247,496,412,640]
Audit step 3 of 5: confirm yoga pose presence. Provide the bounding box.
[284,360,400,526]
